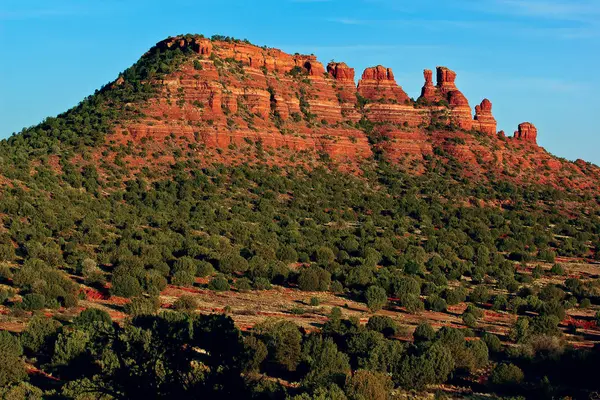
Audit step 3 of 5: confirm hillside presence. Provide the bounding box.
[0,34,599,399]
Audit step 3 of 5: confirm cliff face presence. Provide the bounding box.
[104,35,599,190]
[123,36,373,167]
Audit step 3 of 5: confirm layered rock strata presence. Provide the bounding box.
[111,35,599,191]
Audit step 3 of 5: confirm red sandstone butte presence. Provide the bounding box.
[357,66,411,104]
[513,122,538,144]
[327,62,355,83]
[420,69,438,102]
[474,99,497,135]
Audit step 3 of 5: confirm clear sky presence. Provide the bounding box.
[1,0,598,164]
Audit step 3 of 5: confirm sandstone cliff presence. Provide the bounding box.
[102,35,599,191]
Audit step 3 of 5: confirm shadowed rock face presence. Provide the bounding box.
[104,35,600,192]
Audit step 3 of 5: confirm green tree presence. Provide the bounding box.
[243,336,267,373]
[111,274,143,298]
[73,308,112,328]
[208,275,230,291]
[301,335,350,389]
[345,370,393,400]
[366,315,398,337]
[365,286,387,312]
[315,247,335,266]
[0,382,43,399]
[173,295,198,313]
[62,313,251,398]
[470,286,490,304]
[490,363,524,387]
[428,342,455,383]
[0,331,27,387]
[21,315,62,354]
[413,323,436,343]
[298,266,331,292]
[172,270,196,287]
[254,319,302,372]
[482,333,502,353]
[52,329,90,367]
[219,253,249,274]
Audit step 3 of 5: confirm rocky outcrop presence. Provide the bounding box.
[328,62,361,122]
[95,35,600,192]
[418,67,468,105]
[513,122,538,144]
[327,62,355,83]
[420,69,438,102]
[437,67,458,92]
[435,67,471,129]
[416,67,473,129]
[357,66,411,104]
[473,99,497,135]
[357,66,426,127]
[122,36,550,168]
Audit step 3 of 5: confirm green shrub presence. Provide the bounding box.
[298,266,330,292]
[550,264,565,275]
[426,295,447,312]
[366,315,398,337]
[124,296,159,316]
[73,308,112,327]
[21,293,46,311]
[413,323,435,342]
[196,261,215,277]
[172,295,198,312]
[235,278,252,292]
[0,331,27,387]
[482,333,502,353]
[253,277,272,291]
[111,275,143,298]
[209,276,230,292]
[490,363,524,386]
[172,270,195,287]
[365,286,388,312]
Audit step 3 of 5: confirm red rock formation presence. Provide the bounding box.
[437,67,458,92]
[415,66,473,129]
[95,35,600,192]
[328,62,361,121]
[437,67,472,129]
[420,69,439,103]
[513,122,538,144]
[193,38,213,55]
[119,36,373,166]
[302,58,325,76]
[474,99,497,135]
[327,62,355,83]
[357,66,411,104]
[418,66,467,106]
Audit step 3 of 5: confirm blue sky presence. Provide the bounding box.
[1,0,598,164]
